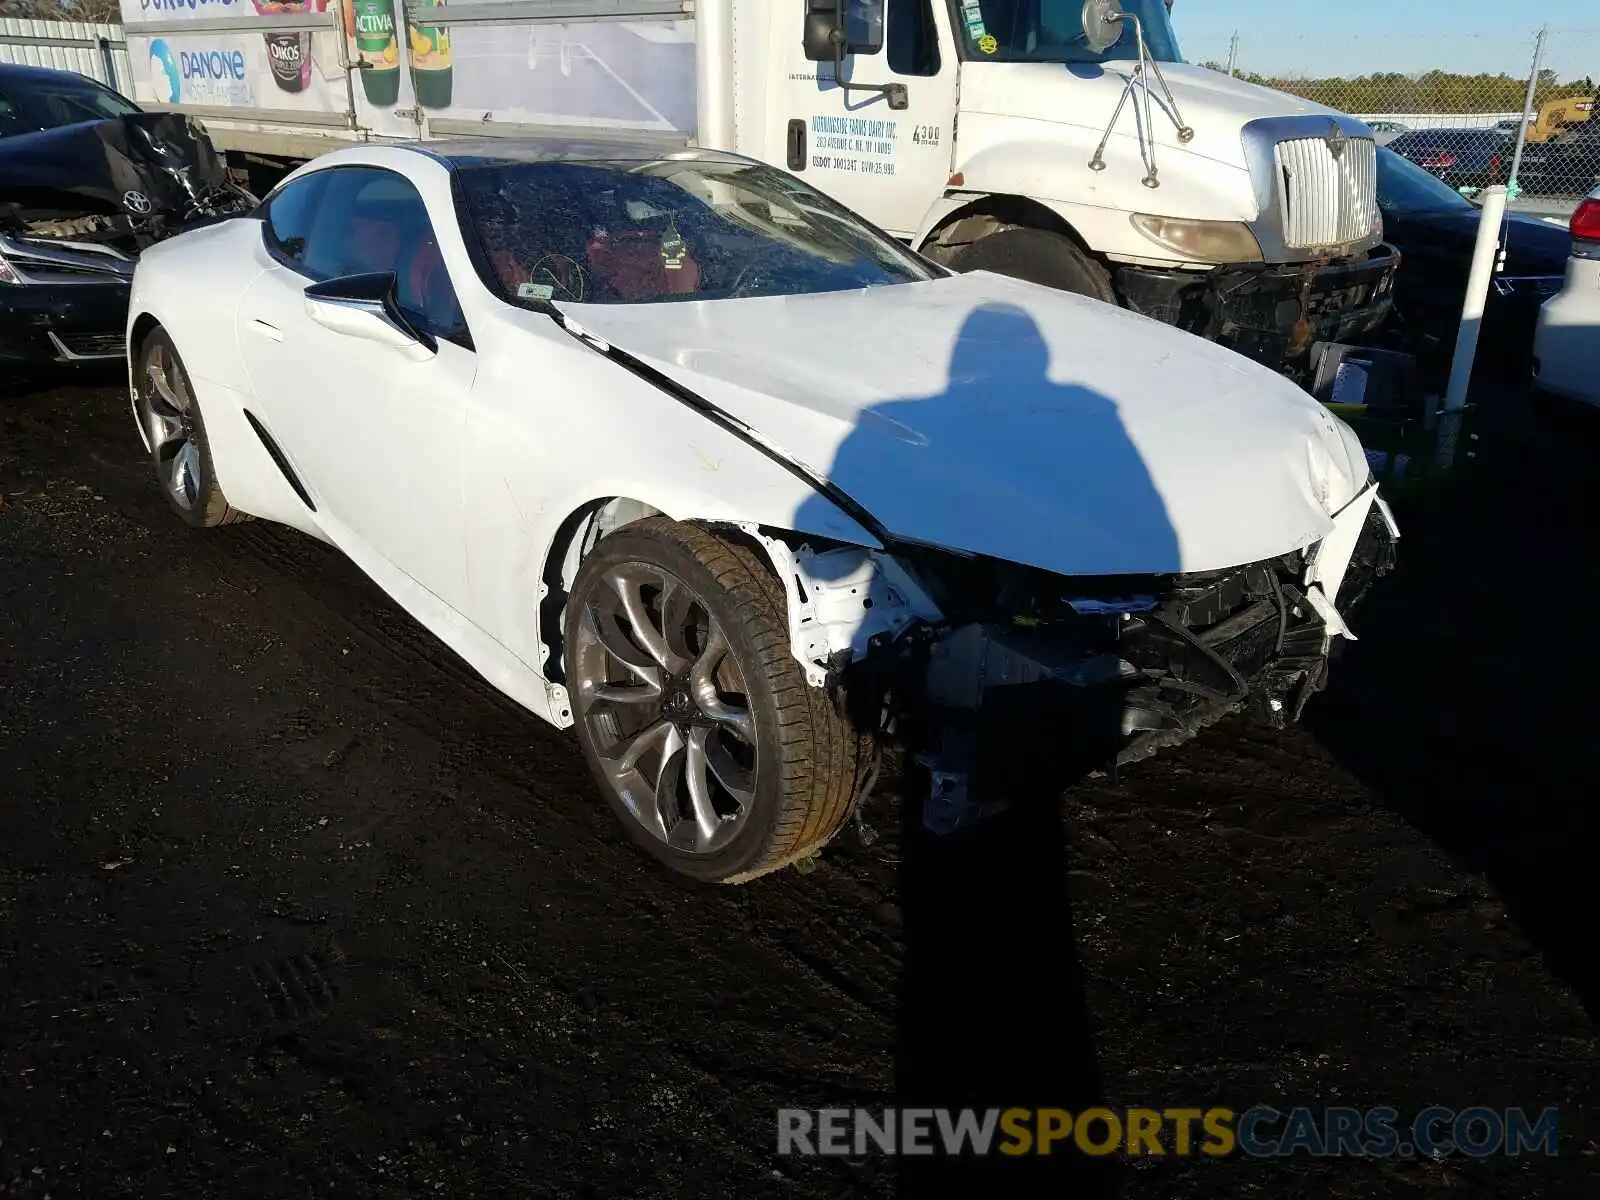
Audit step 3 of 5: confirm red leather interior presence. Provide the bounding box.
[403,236,450,315]
[586,230,701,301]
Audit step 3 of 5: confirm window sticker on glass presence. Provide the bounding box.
[978,33,999,54]
[518,281,555,300]
[960,0,987,39]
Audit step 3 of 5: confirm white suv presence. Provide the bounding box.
[1534,189,1600,407]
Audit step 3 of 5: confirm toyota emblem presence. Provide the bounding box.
[1325,122,1349,162]
[122,190,153,215]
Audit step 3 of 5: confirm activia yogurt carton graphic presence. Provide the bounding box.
[348,0,401,106]
[406,0,452,110]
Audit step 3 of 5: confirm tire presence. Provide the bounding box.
[948,226,1118,305]
[134,329,245,528]
[564,517,872,883]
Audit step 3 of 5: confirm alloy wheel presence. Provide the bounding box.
[571,563,759,856]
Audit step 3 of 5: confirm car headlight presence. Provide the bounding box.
[0,248,22,285]
[1129,214,1264,264]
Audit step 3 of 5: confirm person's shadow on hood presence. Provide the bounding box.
[794,302,1178,1193]
[795,301,1181,581]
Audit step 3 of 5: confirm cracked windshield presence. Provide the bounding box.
[455,157,936,306]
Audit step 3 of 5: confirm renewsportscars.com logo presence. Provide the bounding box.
[148,38,249,105]
[777,1105,1562,1159]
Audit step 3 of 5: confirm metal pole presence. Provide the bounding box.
[1226,30,1239,76]
[1508,26,1547,195]
[1439,184,1508,469]
[97,36,118,90]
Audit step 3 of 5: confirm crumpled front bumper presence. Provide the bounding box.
[1118,245,1401,378]
[914,480,1400,812]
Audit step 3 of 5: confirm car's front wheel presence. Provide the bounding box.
[565,518,871,883]
[134,329,243,528]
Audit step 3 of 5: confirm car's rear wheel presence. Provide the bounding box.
[565,518,872,883]
[135,329,243,528]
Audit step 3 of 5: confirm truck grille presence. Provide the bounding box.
[1274,134,1378,250]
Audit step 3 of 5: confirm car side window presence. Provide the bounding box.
[299,166,470,349]
[263,172,331,268]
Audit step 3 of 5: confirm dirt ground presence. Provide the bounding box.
[2,369,1598,1199]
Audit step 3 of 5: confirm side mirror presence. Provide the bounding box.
[800,0,904,108]
[303,272,436,362]
[803,0,884,61]
[1081,0,1126,54]
[802,0,842,62]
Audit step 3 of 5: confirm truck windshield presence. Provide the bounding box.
[454,156,939,307]
[951,0,1183,65]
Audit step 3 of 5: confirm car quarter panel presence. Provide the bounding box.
[461,306,881,679]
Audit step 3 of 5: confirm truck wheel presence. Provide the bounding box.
[949,227,1118,305]
[565,517,871,884]
[135,329,245,528]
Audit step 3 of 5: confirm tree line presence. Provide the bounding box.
[1197,67,1596,113]
[0,0,121,24]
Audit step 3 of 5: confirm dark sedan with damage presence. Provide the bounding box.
[0,63,253,368]
[1370,145,1570,381]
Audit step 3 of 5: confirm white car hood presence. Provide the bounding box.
[557,273,1369,578]
[958,60,1344,171]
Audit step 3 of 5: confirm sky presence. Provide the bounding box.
[1176,0,1598,82]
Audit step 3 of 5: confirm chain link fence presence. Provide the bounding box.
[1187,24,1600,217]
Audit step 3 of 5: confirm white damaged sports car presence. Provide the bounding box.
[125,140,1398,883]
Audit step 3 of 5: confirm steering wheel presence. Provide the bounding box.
[528,253,588,303]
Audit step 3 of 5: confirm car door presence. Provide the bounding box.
[235,164,476,616]
[773,0,959,237]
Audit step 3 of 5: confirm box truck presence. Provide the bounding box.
[115,0,1398,374]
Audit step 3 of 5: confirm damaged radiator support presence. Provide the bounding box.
[908,560,1331,835]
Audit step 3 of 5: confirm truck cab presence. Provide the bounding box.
[731,0,1397,376]
[115,0,1397,378]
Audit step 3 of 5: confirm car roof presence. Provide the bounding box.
[403,136,756,170]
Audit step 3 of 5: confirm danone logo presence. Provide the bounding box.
[179,47,247,81]
[148,37,251,104]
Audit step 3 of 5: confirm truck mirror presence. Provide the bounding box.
[802,0,843,62]
[1081,0,1126,54]
[803,0,883,62]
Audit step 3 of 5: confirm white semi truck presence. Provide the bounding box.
[115,0,1398,374]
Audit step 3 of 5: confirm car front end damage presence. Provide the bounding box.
[749,482,1398,833]
[1118,244,1400,383]
[1,113,254,365]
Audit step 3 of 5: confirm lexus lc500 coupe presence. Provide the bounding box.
[124,140,1398,883]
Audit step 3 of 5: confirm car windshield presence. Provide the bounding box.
[454,156,939,307]
[0,73,140,137]
[1376,147,1474,214]
[949,0,1182,64]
